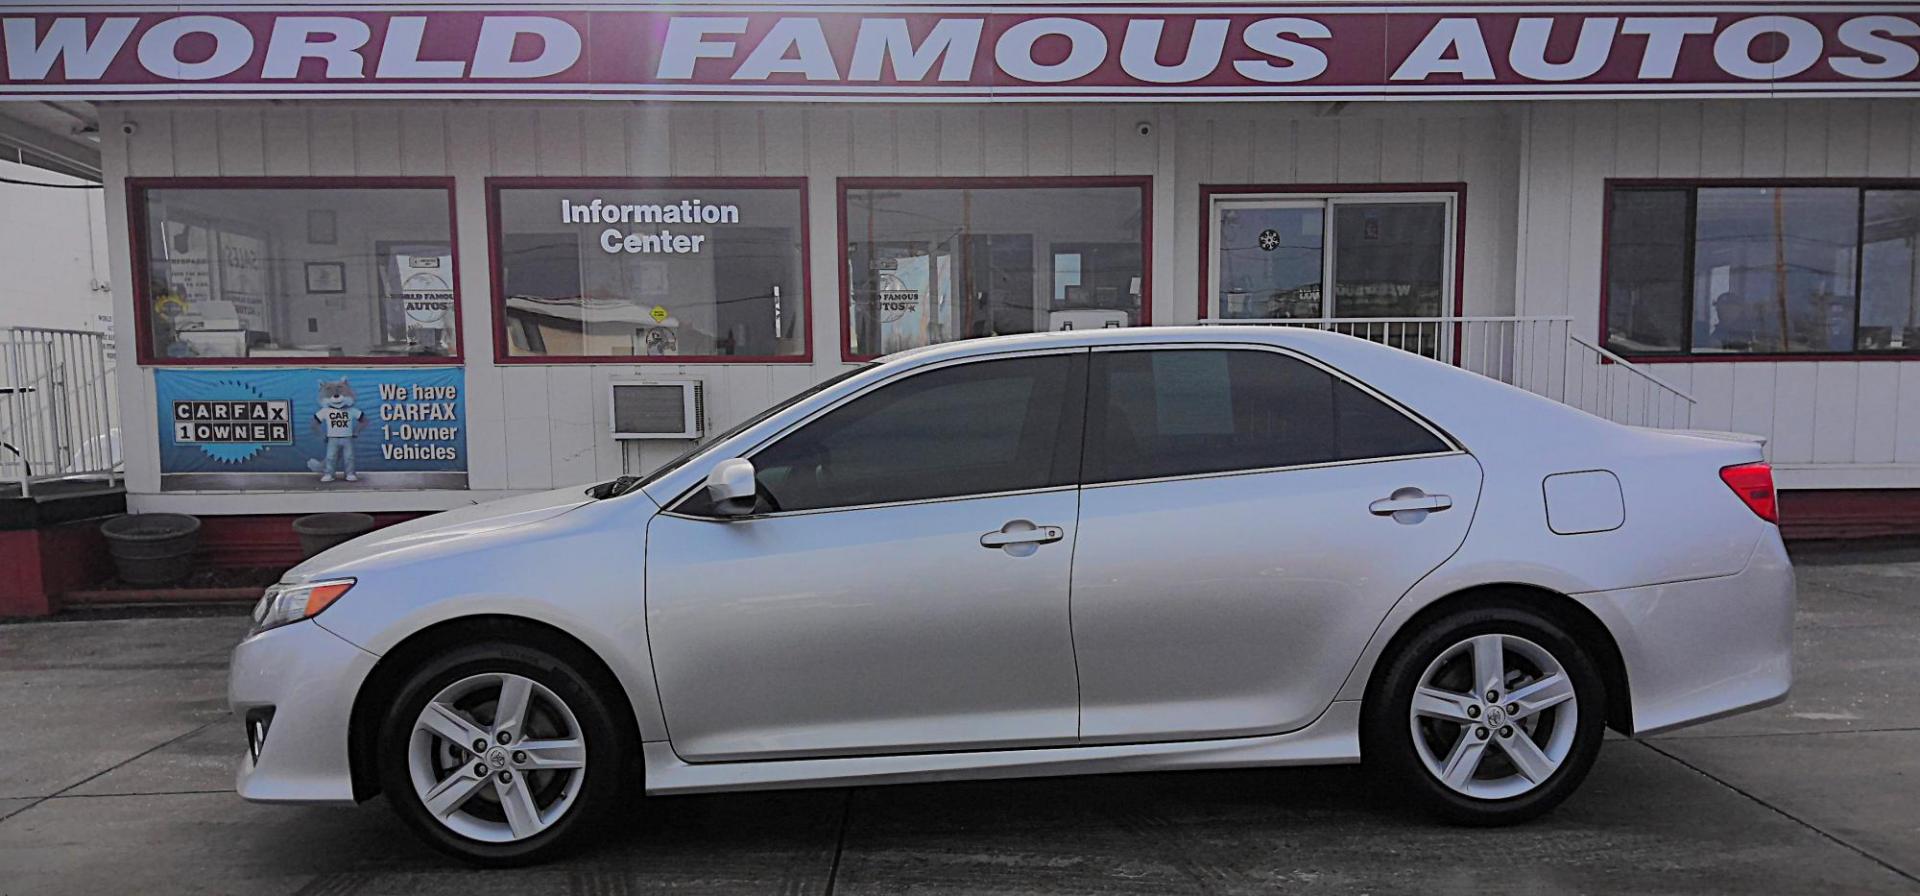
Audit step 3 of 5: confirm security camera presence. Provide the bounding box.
[1134,121,1153,137]
[119,121,138,137]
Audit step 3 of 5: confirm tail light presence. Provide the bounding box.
[1719,462,1777,523]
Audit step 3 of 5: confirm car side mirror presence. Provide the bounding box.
[704,458,758,518]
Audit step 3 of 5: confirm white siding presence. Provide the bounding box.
[1516,99,1920,490]
[102,100,1516,513]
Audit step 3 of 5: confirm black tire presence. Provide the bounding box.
[1363,602,1608,826]
[375,639,629,866]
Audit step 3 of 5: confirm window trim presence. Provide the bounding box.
[128,176,464,367]
[837,176,1155,363]
[486,176,814,365]
[1197,182,1469,323]
[664,346,1092,519]
[1079,342,1463,490]
[1600,177,1920,363]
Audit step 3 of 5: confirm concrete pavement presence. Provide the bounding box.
[1,548,1917,895]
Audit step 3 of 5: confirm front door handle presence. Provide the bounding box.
[981,520,1065,553]
[1370,488,1453,523]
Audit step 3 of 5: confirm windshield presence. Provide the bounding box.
[605,363,875,497]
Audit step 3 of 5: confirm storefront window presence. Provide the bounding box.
[492,180,808,361]
[136,181,457,363]
[1605,183,1920,357]
[843,180,1148,358]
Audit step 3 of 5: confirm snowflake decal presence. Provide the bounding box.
[1257,229,1282,252]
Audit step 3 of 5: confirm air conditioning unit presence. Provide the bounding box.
[609,379,704,440]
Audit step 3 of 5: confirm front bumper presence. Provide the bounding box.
[1574,529,1795,737]
[229,619,379,804]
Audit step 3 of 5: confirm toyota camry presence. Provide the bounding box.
[230,326,1794,865]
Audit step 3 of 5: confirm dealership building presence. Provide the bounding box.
[4,1,1920,591]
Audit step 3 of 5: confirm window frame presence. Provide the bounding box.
[128,176,464,367]
[486,176,814,365]
[666,347,1091,519]
[1198,183,1469,323]
[1600,177,1920,363]
[1081,343,1462,490]
[837,176,1155,363]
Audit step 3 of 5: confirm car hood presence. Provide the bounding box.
[285,485,601,581]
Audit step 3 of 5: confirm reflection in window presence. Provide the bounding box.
[1692,187,1857,354]
[1606,189,1689,353]
[1605,184,1920,357]
[845,183,1146,356]
[494,185,806,360]
[1214,198,1450,320]
[1862,190,1920,351]
[749,355,1081,512]
[1083,349,1448,484]
[139,185,455,361]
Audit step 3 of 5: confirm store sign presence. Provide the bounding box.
[1,5,1917,101]
[155,367,467,491]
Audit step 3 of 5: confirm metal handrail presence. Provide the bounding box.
[1,326,117,496]
[1567,332,1697,405]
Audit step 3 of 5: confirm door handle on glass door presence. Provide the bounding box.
[980,520,1065,549]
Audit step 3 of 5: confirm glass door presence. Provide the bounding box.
[1210,192,1456,356]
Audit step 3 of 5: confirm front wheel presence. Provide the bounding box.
[376,640,627,865]
[1364,604,1607,825]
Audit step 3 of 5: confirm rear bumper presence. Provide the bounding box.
[1573,529,1795,737]
[228,620,378,804]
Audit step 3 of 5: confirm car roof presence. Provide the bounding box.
[874,325,1352,367]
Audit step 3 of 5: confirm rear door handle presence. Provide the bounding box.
[981,521,1066,548]
[1370,488,1453,522]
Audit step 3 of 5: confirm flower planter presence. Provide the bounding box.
[99,513,202,586]
[292,512,377,558]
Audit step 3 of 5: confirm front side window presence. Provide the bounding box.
[493,180,808,361]
[744,354,1084,513]
[843,180,1148,359]
[1084,349,1448,484]
[1606,183,1920,357]
[136,182,456,362]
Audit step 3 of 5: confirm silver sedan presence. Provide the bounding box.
[230,327,1794,865]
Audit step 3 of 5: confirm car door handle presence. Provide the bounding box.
[1370,490,1454,516]
[980,521,1065,548]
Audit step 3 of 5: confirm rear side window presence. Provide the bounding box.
[745,353,1085,512]
[1083,349,1446,484]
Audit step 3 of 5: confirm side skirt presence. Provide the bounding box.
[642,701,1362,795]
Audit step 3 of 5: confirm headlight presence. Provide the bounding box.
[250,578,355,635]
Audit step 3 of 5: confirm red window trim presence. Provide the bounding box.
[128,176,464,367]
[1600,177,1920,364]
[837,175,1155,363]
[486,176,813,366]
[1195,182,1469,325]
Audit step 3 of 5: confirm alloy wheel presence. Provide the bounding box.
[1408,633,1578,800]
[406,672,588,843]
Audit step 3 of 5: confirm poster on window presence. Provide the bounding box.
[395,253,455,330]
[155,367,467,491]
[878,254,930,355]
[218,230,270,332]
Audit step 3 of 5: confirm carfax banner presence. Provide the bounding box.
[1,5,1918,102]
[155,367,467,491]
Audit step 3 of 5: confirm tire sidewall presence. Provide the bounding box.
[375,641,625,866]
[1365,605,1608,825]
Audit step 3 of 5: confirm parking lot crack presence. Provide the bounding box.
[1637,739,1920,887]
[0,720,219,826]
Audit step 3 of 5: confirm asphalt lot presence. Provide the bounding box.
[2,547,1918,895]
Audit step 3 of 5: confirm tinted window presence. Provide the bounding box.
[1083,349,1446,484]
[745,354,1083,512]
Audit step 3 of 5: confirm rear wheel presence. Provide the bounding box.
[1364,604,1606,825]
[376,641,626,865]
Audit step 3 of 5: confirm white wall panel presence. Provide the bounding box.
[1519,98,1920,488]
